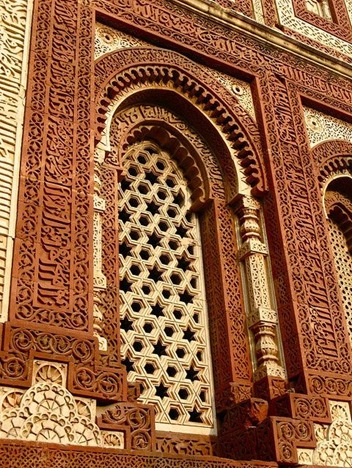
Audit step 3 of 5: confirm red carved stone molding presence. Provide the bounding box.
[156,431,214,456]
[270,393,331,424]
[307,370,352,397]
[214,0,254,17]
[0,439,279,468]
[257,417,316,464]
[261,0,279,26]
[254,377,287,401]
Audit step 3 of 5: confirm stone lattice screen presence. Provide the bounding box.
[328,218,352,344]
[118,142,215,433]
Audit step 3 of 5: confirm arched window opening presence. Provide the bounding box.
[325,177,352,343]
[118,140,215,433]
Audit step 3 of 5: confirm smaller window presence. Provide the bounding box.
[306,0,332,19]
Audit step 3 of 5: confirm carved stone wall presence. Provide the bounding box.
[94,23,256,122]
[2,0,352,465]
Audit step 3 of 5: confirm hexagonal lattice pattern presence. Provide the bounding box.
[328,219,352,345]
[118,142,214,430]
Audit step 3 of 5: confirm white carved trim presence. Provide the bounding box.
[252,0,265,23]
[235,196,286,380]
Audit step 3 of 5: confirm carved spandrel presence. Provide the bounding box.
[304,107,352,149]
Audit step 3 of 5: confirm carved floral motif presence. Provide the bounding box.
[0,360,124,448]
[298,400,352,466]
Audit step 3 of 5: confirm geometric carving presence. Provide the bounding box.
[98,91,253,415]
[328,218,352,346]
[118,140,215,432]
[0,360,124,448]
[95,49,266,196]
[324,181,352,350]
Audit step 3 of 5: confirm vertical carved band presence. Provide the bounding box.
[11,0,94,331]
[0,0,33,322]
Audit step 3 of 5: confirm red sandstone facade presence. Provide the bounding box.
[0,0,352,466]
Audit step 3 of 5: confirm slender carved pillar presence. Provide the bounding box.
[233,195,285,382]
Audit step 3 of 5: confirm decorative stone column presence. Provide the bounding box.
[233,195,286,382]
